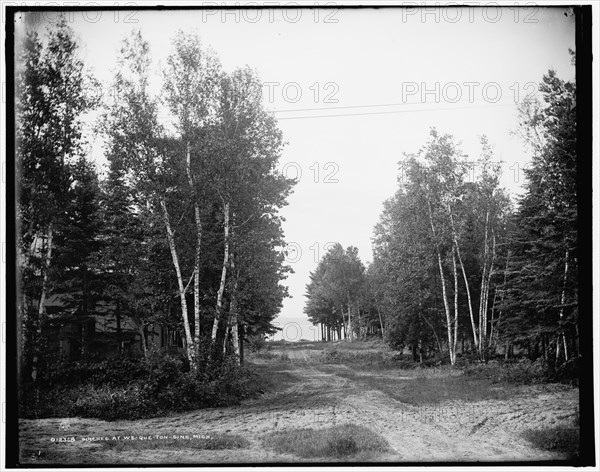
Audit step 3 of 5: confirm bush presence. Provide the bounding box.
[552,357,580,386]
[464,358,549,384]
[44,355,149,388]
[320,347,418,368]
[72,383,159,420]
[20,350,262,421]
[247,334,268,352]
[463,356,580,385]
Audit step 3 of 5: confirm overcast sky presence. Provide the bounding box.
[15,6,576,341]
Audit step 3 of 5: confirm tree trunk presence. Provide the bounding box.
[346,293,353,341]
[239,324,245,365]
[488,288,498,351]
[557,249,570,361]
[32,225,53,382]
[193,206,201,358]
[375,304,385,338]
[428,200,454,365]
[184,141,203,365]
[116,300,122,354]
[419,312,443,354]
[228,254,241,363]
[357,301,362,340]
[478,209,490,351]
[212,201,230,341]
[451,245,459,361]
[483,229,496,352]
[37,227,53,317]
[493,250,510,353]
[436,241,453,364]
[230,316,239,360]
[160,198,195,369]
[139,326,147,357]
[448,210,479,353]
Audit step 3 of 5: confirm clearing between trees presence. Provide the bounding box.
[19,340,579,465]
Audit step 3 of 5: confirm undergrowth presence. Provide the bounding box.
[20,346,263,421]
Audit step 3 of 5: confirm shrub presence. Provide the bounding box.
[552,357,579,386]
[464,356,581,386]
[20,350,263,421]
[464,358,552,384]
[43,355,148,388]
[247,334,268,352]
[71,383,160,420]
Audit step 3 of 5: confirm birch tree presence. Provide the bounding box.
[163,31,222,358]
[103,31,201,367]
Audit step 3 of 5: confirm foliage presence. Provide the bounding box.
[464,356,579,386]
[499,69,578,359]
[20,348,262,421]
[464,358,551,384]
[16,15,100,377]
[17,20,294,394]
[364,59,578,369]
[304,244,371,341]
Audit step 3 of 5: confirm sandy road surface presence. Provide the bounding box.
[19,350,578,465]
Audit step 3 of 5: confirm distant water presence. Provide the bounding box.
[269,315,319,342]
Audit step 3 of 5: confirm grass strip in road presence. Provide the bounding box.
[262,423,390,459]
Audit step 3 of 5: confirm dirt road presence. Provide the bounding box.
[19,346,578,464]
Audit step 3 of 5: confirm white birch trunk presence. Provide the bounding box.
[428,200,454,365]
[212,201,230,341]
[185,142,203,366]
[478,210,489,350]
[376,304,385,338]
[558,249,570,361]
[347,293,353,341]
[448,209,479,351]
[451,245,459,361]
[482,229,496,348]
[160,199,195,368]
[37,226,53,320]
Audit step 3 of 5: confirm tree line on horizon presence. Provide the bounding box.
[305,57,579,367]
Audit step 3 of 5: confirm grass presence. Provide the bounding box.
[262,423,390,460]
[249,362,299,394]
[266,339,388,352]
[522,426,579,458]
[20,433,250,465]
[101,433,250,451]
[252,350,290,361]
[316,364,515,404]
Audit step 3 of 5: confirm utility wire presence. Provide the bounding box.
[269,97,513,114]
[275,101,516,120]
